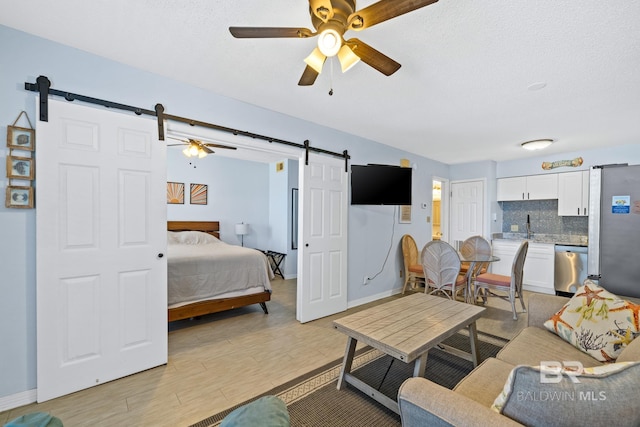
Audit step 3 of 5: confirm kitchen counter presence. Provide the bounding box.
[492,232,588,247]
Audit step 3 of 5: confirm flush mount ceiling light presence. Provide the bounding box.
[521,139,554,151]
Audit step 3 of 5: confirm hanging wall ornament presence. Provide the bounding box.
[5,110,36,208]
[7,111,35,151]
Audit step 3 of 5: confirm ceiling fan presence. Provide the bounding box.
[229,0,439,86]
[167,137,237,158]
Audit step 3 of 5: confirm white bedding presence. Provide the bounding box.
[167,231,274,307]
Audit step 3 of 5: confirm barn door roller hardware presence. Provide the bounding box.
[24,75,350,166]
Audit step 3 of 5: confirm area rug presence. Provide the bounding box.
[191,331,507,427]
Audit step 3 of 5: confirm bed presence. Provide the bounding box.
[167,221,273,322]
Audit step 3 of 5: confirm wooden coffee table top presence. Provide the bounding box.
[333,293,485,363]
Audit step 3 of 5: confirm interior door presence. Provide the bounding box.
[450,180,485,248]
[36,99,167,402]
[297,154,348,323]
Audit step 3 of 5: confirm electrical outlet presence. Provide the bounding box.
[362,276,369,285]
[511,224,519,232]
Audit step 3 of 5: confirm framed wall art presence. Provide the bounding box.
[7,126,35,151]
[6,155,35,180]
[190,183,208,205]
[6,185,34,208]
[167,182,184,204]
[399,205,412,224]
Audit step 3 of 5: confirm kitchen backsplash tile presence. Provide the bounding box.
[501,200,588,235]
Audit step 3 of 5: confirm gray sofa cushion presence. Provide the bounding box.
[617,334,640,362]
[454,357,515,407]
[496,326,603,368]
[493,362,640,427]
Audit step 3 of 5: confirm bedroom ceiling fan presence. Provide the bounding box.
[229,0,439,86]
[167,137,237,158]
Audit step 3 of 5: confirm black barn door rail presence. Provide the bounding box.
[24,75,350,170]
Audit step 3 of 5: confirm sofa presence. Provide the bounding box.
[397,291,640,427]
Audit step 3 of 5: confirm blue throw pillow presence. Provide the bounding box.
[5,412,63,427]
[220,395,290,427]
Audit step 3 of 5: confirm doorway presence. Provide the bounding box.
[432,177,449,242]
[165,123,348,323]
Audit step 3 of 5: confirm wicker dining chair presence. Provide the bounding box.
[474,240,529,320]
[401,234,425,294]
[460,235,492,275]
[421,240,467,300]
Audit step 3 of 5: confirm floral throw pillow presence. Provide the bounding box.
[543,280,640,362]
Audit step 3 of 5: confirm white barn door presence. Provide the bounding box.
[450,180,485,248]
[297,154,348,323]
[36,99,167,402]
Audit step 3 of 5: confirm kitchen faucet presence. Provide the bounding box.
[526,214,532,239]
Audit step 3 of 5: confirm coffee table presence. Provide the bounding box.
[332,293,485,414]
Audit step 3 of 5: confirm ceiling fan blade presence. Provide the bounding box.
[200,145,214,154]
[309,0,334,23]
[167,136,187,143]
[229,27,315,38]
[298,65,320,86]
[345,38,401,76]
[348,0,438,31]
[167,144,187,146]
[203,143,237,150]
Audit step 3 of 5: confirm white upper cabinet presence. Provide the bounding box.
[497,174,558,201]
[558,170,589,216]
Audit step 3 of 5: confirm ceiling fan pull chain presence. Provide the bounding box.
[329,57,334,96]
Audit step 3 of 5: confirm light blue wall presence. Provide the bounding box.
[496,144,640,178]
[0,25,451,401]
[166,149,270,248]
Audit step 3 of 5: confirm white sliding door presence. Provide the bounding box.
[297,154,348,323]
[36,99,167,402]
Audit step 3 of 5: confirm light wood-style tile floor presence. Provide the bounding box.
[1,279,529,427]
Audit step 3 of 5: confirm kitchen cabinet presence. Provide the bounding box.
[523,242,555,294]
[557,170,589,216]
[490,239,520,275]
[490,240,555,295]
[497,174,558,201]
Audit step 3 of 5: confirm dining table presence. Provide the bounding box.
[458,252,500,303]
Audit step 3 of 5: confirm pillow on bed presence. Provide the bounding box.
[171,230,220,245]
[167,231,180,244]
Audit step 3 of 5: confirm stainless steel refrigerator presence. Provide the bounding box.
[588,164,640,297]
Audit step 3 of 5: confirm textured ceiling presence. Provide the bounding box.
[2,0,640,164]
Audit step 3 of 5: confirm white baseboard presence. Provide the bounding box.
[0,389,36,412]
[283,273,297,280]
[347,287,402,309]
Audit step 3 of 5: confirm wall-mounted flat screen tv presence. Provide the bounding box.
[351,164,412,205]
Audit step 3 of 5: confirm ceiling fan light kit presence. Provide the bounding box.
[168,136,237,158]
[229,0,439,86]
[521,139,554,151]
[337,44,360,72]
[317,27,342,57]
[304,48,327,74]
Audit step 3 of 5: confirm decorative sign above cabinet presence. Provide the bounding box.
[541,157,583,170]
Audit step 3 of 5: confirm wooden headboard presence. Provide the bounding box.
[168,221,220,239]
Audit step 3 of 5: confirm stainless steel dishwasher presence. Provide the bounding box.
[554,245,588,294]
